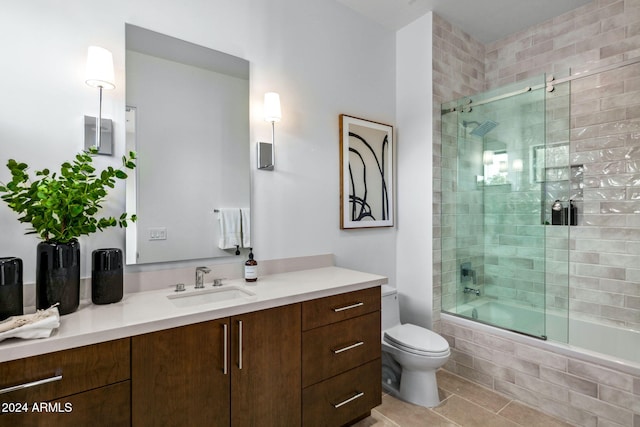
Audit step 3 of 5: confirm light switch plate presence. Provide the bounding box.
[149,227,167,241]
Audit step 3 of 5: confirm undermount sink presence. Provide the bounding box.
[167,285,256,308]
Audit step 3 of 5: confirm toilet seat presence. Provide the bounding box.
[383,324,450,357]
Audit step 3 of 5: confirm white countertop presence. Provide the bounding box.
[0,266,387,363]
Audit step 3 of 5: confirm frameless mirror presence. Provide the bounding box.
[125,24,250,264]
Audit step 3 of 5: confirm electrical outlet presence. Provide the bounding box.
[149,227,167,240]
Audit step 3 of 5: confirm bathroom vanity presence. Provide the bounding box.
[0,267,385,427]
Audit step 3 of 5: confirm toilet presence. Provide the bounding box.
[381,285,450,408]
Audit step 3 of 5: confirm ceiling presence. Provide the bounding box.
[336,0,594,44]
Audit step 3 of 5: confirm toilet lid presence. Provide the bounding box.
[383,324,450,355]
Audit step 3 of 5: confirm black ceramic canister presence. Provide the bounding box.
[0,257,24,320]
[91,248,123,305]
[37,240,81,315]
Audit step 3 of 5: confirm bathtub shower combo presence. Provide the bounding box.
[440,62,640,383]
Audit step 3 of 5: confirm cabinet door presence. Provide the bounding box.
[132,319,230,427]
[231,304,301,427]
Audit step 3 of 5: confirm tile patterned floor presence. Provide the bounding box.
[353,370,575,427]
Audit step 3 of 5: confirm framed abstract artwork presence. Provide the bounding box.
[339,114,394,229]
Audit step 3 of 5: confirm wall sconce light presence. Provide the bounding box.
[84,46,115,155]
[257,92,281,170]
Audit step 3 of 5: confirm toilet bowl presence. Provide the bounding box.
[381,285,450,408]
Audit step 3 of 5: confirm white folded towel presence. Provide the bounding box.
[0,305,60,342]
[218,208,242,249]
[241,208,251,248]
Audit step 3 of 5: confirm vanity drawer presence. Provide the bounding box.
[302,311,381,388]
[302,286,380,330]
[0,338,130,403]
[302,358,381,427]
[0,380,131,427]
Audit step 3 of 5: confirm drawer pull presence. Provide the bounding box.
[238,320,243,370]
[333,391,365,408]
[223,323,228,375]
[333,302,364,312]
[333,341,364,354]
[0,374,63,395]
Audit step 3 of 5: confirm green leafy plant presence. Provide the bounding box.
[0,148,137,243]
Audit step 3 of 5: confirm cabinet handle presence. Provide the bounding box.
[333,302,364,312]
[238,320,243,370]
[223,323,228,375]
[333,391,364,408]
[332,341,364,354]
[0,374,63,395]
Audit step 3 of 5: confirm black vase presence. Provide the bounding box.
[36,240,80,315]
[92,248,123,305]
[0,257,23,320]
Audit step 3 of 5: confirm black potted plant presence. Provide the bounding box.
[0,148,136,315]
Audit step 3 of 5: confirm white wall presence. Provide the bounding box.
[0,0,396,284]
[396,13,434,328]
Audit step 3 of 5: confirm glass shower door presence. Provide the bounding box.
[441,74,569,339]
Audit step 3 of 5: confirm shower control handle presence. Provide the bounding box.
[463,287,481,296]
[460,262,477,284]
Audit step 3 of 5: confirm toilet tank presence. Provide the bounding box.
[381,285,401,330]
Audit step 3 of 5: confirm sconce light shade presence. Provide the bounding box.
[263,92,281,123]
[85,46,115,155]
[512,158,524,172]
[482,150,494,165]
[85,46,115,90]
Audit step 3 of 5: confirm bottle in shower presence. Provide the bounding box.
[551,200,564,225]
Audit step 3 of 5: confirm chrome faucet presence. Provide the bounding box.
[195,266,211,289]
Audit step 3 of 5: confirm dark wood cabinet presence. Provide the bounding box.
[0,285,381,427]
[132,318,230,427]
[132,304,301,427]
[301,286,381,426]
[0,338,131,427]
[231,303,301,426]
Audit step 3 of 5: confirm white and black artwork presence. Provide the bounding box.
[340,114,394,229]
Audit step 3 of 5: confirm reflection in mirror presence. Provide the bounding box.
[125,24,250,265]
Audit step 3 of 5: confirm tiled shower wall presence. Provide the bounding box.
[433,0,640,331]
[433,1,640,425]
[484,0,640,330]
[432,13,486,332]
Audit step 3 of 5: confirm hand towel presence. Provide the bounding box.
[241,208,251,248]
[0,305,60,342]
[218,208,242,249]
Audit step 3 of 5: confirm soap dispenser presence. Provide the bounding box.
[244,249,257,283]
[564,200,577,225]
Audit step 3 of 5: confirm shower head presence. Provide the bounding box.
[463,120,499,137]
